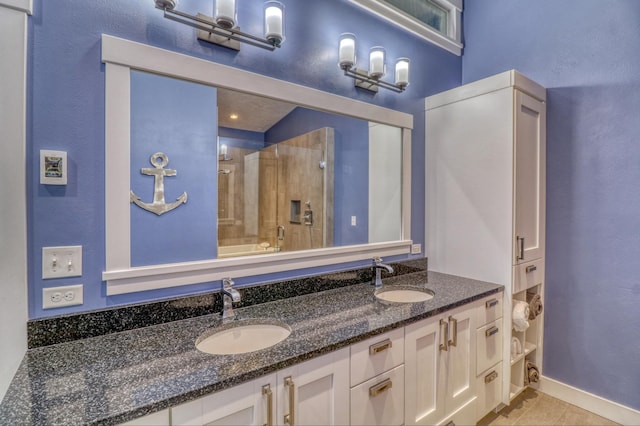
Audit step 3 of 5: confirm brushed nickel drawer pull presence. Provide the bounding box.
[448,316,458,347]
[439,319,449,351]
[369,338,392,355]
[369,378,393,397]
[486,326,499,337]
[486,298,499,309]
[526,265,537,273]
[485,370,498,384]
[284,376,295,425]
[262,384,273,426]
[516,236,525,260]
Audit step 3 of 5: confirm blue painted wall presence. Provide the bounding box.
[28,0,461,318]
[266,107,370,246]
[463,0,640,411]
[130,71,218,266]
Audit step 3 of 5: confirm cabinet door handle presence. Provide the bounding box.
[439,319,449,351]
[485,326,499,337]
[262,384,273,426]
[369,378,393,397]
[526,265,537,273]
[516,236,525,260]
[448,316,457,347]
[369,338,392,355]
[445,421,456,426]
[484,370,499,384]
[284,376,295,425]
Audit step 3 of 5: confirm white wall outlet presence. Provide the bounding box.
[42,246,82,279]
[351,216,357,226]
[43,284,83,309]
[411,243,422,254]
[40,150,68,185]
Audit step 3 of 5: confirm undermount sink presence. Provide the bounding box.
[196,319,291,355]
[375,286,434,303]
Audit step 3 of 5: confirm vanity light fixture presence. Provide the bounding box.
[338,33,410,93]
[153,0,285,51]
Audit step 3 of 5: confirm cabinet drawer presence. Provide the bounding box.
[350,365,404,426]
[476,318,503,375]
[476,293,503,325]
[350,327,404,386]
[120,409,170,426]
[437,396,477,426]
[513,259,544,294]
[476,362,503,421]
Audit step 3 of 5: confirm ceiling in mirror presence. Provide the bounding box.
[217,88,296,132]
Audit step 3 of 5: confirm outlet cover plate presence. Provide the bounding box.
[411,243,422,254]
[43,284,83,309]
[42,246,82,279]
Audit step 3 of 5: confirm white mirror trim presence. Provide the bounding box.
[102,34,413,295]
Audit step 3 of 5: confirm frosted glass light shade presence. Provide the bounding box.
[264,1,285,45]
[395,58,410,87]
[215,0,236,29]
[339,33,356,69]
[369,47,385,78]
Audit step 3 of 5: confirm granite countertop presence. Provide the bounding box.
[0,270,502,425]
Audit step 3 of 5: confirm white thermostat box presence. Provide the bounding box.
[40,150,67,185]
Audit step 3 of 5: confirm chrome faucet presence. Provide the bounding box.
[221,278,241,321]
[372,257,394,287]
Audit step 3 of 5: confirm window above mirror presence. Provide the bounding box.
[349,0,463,55]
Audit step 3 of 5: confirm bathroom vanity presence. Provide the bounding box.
[0,266,503,425]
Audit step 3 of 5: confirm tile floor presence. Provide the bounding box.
[478,388,619,425]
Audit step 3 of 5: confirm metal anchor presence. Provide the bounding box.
[130,152,187,216]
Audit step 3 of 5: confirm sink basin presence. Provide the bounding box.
[196,319,291,355]
[375,286,434,303]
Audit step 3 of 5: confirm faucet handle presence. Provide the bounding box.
[223,277,235,288]
[372,256,383,265]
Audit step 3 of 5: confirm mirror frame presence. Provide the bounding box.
[101,34,413,295]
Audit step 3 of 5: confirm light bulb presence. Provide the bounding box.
[369,47,385,79]
[264,1,284,46]
[338,33,356,69]
[215,0,236,29]
[395,58,410,87]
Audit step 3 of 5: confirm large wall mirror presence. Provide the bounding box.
[102,35,413,295]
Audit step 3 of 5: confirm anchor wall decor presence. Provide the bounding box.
[130,152,188,216]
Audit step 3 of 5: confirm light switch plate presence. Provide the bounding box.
[42,246,82,279]
[40,150,67,185]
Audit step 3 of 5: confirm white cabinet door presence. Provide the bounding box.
[514,90,546,264]
[441,303,476,413]
[405,302,476,426]
[405,316,443,426]
[276,348,350,426]
[172,373,276,426]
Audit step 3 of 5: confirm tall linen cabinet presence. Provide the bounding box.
[425,70,546,409]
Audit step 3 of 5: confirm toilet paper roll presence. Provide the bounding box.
[511,337,522,358]
[512,300,530,332]
[525,361,540,385]
[527,292,543,320]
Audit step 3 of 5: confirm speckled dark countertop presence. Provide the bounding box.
[0,270,502,425]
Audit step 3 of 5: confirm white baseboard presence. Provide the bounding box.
[539,375,640,425]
